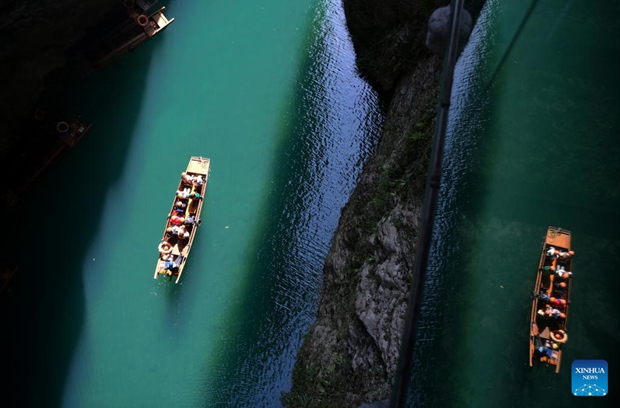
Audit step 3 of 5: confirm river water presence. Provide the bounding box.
[1,1,382,407]
[2,0,618,407]
[409,0,619,407]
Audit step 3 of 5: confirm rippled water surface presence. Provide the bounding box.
[410,0,619,406]
[1,1,382,407]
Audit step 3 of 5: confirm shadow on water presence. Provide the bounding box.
[165,269,186,329]
[200,3,382,407]
[0,37,158,407]
[200,35,326,408]
[409,0,620,406]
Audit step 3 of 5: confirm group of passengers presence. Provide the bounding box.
[157,172,204,274]
[536,246,574,319]
[534,246,574,360]
[167,173,203,240]
[181,172,204,188]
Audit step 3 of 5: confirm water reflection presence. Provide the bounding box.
[205,0,383,406]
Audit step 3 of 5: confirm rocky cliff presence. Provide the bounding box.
[283,1,482,406]
[283,1,444,406]
[2,1,477,406]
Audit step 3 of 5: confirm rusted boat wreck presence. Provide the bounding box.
[0,115,92,208]
[529,226,574,373]
[154,157,210,283]
[75,1,174,75]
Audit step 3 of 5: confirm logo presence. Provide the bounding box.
[572,360,608,396]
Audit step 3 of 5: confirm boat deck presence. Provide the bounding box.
[546,227,571,250]
[186,156,210,175]
[529,226,572,373]
[76,6,174,75]
[153,157,209,283]
[0,116,92,207]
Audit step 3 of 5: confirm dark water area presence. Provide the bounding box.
[1,37,157,408]
[202,2,384,405]
[409,0,619,407]
[0,1,383,407]
[2,0,618,407]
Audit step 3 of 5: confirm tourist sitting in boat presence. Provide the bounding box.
[546,246,558,258]
[552,329,568,344]
[158,241,173,257]
[543,305,564,319]
[557,270,571,279]
[177,225,190,239]
[187,191,201,200]
[537,340,554,357]
[553,281,568,294]
[536,291,550,303]
[173,200,187,214]
[555,265,572,278]
[184,214,196,225]
[177,187,191,199]
[557,250,574,261]
[167,225,181,236]
[170,214,185,225]
[192,175,204,187]
[548,297,566,308]
[162,255,184,273]
[181,172,195,185]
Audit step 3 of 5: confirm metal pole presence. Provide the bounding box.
[390,1,466,406]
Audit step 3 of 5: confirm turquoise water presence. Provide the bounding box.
[1,1,382,407]
[410,0,619,406]
[3,0,618,407]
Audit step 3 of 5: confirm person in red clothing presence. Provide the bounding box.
[170,214,184,226]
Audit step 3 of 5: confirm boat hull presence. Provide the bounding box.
[153,156,209,283]
[529,226,573,373]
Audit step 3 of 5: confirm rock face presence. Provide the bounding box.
[284,58,441,407]
[1,1,478,406]
[426,5,473,55]
[283,0,444,401]
[285,0,485,405]
[342,0,442,92]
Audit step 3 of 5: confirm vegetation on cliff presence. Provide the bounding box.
[283,1,446,404]
[283,71,439,407]
[285,0,486,405]
[283,0,479,406]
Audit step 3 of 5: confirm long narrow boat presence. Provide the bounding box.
[1,115,92,208]
[529,226,573,372]
[76,5,174,76]
[154,157,210,283]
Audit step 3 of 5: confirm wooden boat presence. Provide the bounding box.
[529,226,573,373]
[17,117,92,193]
[124,0,159,14]
[154,157,210,283]
[75,5,174,76]
[1,115,92,208]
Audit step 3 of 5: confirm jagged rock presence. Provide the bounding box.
[285,51,442,405]
[426,5,473,56]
